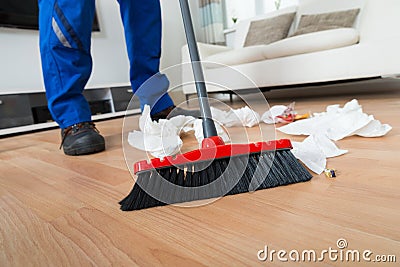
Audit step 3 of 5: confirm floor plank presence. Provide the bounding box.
[0,194,93,266]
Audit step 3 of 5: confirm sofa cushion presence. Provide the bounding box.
[233,6,298,48]
[262,28,360,59]
[204,45,267,67]
[244,12,296,47]
[292,8,360,36]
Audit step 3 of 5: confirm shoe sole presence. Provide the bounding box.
[63,142,105,156]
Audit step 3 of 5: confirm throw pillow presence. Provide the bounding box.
[244,12,296,47]
[291,8,360,36]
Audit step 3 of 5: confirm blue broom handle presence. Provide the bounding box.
[178,0,218,138]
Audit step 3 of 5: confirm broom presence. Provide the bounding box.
[119,0,312,211]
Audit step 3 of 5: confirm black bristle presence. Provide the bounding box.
[184,164,195,203]
[205,159,225,199]
[177,167,185,186]
[149,169,168,208]
[206,161,217,184]
[226,158,242,195]
[258,153,279,188]
[205,162,218,197]
[263,152,288,186]
[119,170,150,211]
[192,165,201,201]
[198,162,211,200]
[214,159,230,197]
[247,153,265,191]
[173,167,186,204]
[134,170,158,210]
[229,156,251,195]
[120,149,312,211]
[167,167,179,204]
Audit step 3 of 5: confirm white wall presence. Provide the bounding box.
[160,0,204,70]
[0,0,200,95]
[0,27,44,94]
[225,0,299,28]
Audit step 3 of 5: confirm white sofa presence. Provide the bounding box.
[181,0,400,96]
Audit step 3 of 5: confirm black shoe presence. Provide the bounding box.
[150,106,201,121]
[60,122,105,156]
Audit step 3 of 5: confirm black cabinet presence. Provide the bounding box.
[0,95,34,129]
[110,87,139,112]
[0,85,140,132]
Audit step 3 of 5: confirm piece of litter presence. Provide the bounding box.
[261,105,287,124]
[278,99,392,141]
[324,168,337,178]
[353,119,392,138]
[278,99,391,174]
[292,135,326,174]
[211,106,260,127]
[193,119,230,144]
[313,134,348,158]
[261,102,308,124]
[128,131,183,158]
[294,113,311,121]
[275,102,296,123]
[128,105,195,158]
[291,134,347,174]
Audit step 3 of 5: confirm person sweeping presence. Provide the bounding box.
[38,0,199,156]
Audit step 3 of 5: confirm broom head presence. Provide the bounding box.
[120,137,312,211]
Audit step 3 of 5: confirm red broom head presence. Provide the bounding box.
[133,137,293,174]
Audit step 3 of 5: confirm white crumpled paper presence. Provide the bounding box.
[128,131,183,158]
[127,105,261,157]
[291,134,348,174]
[211,106,260,127]
[278,99,392,174]
[278,99,392,140]
[261,105,287,124]
[191,105,259,144]
[192,119,230,144]
[128,105,195,158]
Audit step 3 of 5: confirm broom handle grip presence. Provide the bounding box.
[179,0,218,138]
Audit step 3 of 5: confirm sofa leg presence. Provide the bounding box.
[186,94,190,106]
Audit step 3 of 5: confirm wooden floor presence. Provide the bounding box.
[1,88,399,266]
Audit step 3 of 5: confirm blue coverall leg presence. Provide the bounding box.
[39,0,173,129]
[118,0,174,114]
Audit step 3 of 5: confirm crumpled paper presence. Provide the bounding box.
[192,105,258,144]
[261,102,310,124]
[261,105,287,124]
[278,99,392,140]
[211,106,260,127]
[128,105,195,158]
[192,119,230,144]
[278,99,392,174]
[291,134,348,174]
[127,105,260,157]
[128,131,183,158]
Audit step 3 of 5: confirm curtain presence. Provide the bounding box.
[198,0,225,44]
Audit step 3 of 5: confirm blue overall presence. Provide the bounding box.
[38,0,174,129]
